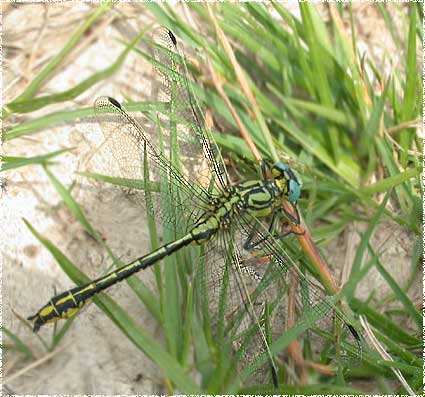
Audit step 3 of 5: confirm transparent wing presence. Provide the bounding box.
[235,214,363,368]
[151,27,230,193]
[85,26,230,233]
[194,213,362,387]
[93,96,212,233]
[193,215,292,386]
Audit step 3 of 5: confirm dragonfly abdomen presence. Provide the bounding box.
[28,233,195,331]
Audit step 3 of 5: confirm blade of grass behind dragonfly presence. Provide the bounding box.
[2,326,34,360]
[371,248,422,329]
[181,279,194,367]
[78,171,160,192]
[367,326,422,368]
[344,191,390,301]
[5,2,112,108]
[191,306,215,388]
[6,28,147,115]
[374,97,417,223]
[207,239,233,392]
[190,245,215,387]
[398,8,419,169]
[351,298,421,348]
[156,103,181,360]
[169,91,192,365]
[1,149,73,171]
[264,301,278,386]
[330,4,369,125]
[23,219,201,393]
[298,3,340,163]
[43,165,98,241]
[4,102,164,141]
[142,140,164,322]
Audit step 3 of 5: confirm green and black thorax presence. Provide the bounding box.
[190,174,293,245]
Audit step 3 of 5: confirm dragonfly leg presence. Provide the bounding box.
[244,207,306,250]
[243,212,279,250]
[277,218,305,237]
[280,202,301,225]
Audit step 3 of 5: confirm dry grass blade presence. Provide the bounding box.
[206,55,262,162]
[4,343,69,384]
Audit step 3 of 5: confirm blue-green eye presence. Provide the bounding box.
[271,161,300,201]
[287,179,300,202]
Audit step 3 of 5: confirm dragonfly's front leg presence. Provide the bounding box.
[280,201,301,226]
[243,208,304,251]
[243,213,278,250]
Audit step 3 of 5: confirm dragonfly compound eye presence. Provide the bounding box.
[271,162,300,202]
[287,178,301,202]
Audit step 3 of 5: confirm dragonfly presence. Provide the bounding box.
[28,28,361,387]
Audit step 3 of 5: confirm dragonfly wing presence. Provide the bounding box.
[194,224,287,386]
[195,213,362,387]
[151,27,230,193]
[92,96,212,233]
[235,213,364,367]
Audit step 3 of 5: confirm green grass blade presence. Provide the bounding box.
[299,3,340,161]
[347,191,390,292]
[351,298,420,346]
[6,2,113,106]
[50,316,76,350]
[371,323,422,367]
[4,102,165,141]
[2,326,34,360]
[1,148,73,171]
[24,218,90,285]
[399,9,420,167]
[363,78,390,161]
[371,249,422,328]
[78,171,160,192]
[359,166,421,196]
[6,28,146,114]
[181,280,194,367]
[43,165,97,239]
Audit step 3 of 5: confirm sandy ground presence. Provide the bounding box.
[2,3,419,395]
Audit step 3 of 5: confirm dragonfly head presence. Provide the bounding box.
[270,162,300,202]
